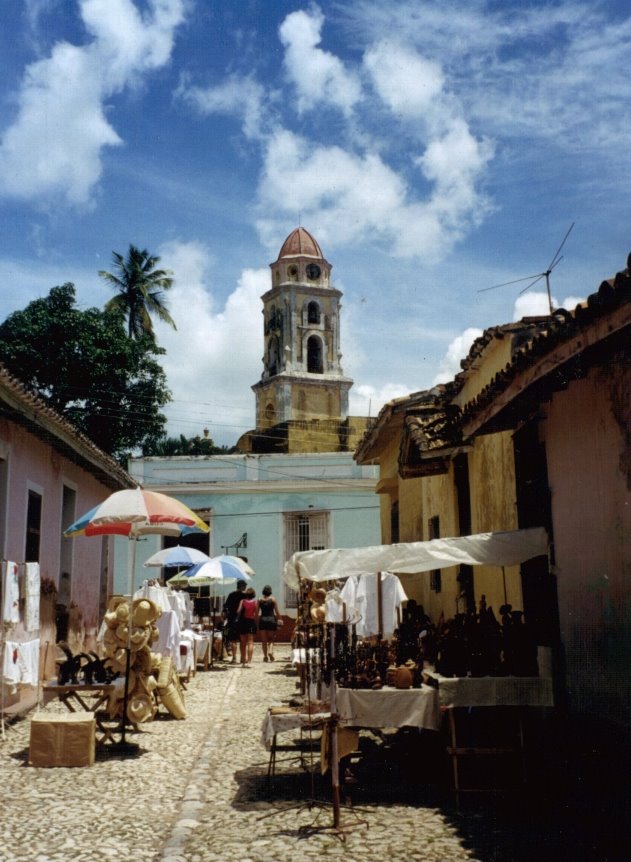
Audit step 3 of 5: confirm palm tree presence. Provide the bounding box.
[99,245,176,340]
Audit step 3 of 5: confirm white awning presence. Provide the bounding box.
[282,527,549,589]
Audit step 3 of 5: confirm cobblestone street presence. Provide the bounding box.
[0,651,628,862]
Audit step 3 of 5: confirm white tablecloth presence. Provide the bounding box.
[335,685,441,731]
[261,710,330,749]
[425,674,554,708]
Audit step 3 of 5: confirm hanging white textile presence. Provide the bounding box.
[2,561,19,624]
[340,573,407,638]
[2,638,40,689]
[154,610,181,664]
[24,562,40,631]
[133,580,171,612]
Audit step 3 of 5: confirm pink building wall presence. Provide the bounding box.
[545,366,631,730]
[1,416,116,680]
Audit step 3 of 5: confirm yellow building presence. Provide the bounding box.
[355,320,552,627]
[237,227,371,453]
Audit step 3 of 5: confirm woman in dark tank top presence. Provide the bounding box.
[258,585,281,662]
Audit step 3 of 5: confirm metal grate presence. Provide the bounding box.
[283,511,329,607]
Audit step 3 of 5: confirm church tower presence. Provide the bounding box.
[237,227,369,454]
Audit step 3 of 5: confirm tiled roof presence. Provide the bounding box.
[276,227,324,260]
[354,387,449,463]
[356,253,631,474]
[0,364,135,490]
[399,405,466,478]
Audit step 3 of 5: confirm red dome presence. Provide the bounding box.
[277,227,323,260]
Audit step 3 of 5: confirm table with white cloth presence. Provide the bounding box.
[424,673,554,799]
[261,708,330,777]
[428,673,554,709]
[336,685,441,731]
[178,635,195,681]
[190,631,212,671]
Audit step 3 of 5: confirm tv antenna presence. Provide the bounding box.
[478,222,575,314]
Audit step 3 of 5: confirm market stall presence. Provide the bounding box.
[278,527,552,810]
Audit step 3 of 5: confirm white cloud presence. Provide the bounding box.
[153,240,265,444]
[279,7,361,117]
[346,1,631,157]
[349,382,413,419]
[433,327,483,384]
[512,291,587,319]
[176,74,267,140]
[364,41,445,121]
[0,0,186,205]
[256,128,489,262]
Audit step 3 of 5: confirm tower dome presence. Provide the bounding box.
[277,227,323,260]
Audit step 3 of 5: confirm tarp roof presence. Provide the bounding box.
[282,527,548,589]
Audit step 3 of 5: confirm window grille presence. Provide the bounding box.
[283,511,329,607]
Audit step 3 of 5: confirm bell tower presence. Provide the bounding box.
[241,227,358,453]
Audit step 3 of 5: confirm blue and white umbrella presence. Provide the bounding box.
[143,545,211,568]
[168,556,254,587]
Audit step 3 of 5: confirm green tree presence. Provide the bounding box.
[99,245,176,340]
[0,284,171,460]
[145,432,238,457]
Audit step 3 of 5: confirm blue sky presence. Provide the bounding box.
[1,0,630,446]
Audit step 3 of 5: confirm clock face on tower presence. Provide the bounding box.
[306,263,321,280]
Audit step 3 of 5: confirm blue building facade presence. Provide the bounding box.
[112,452,379,616]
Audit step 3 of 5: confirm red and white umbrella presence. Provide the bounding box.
[64,487,209,538]
[63,487,209,749]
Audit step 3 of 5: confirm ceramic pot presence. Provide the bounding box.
[395,666,412,689]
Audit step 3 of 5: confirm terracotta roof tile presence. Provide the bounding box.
[0,363,135,491]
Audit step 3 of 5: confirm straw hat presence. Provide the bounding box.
[134,645,153,675]
[107,595,127,613]
[103,610,120,629]
[129,625,149,649]
[127,692,155,724]
[103,628,118,648]
[131,598,161,627]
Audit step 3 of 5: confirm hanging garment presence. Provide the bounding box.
[2,561,20,624]
[2,638,40,687]
[24,562,40,631]
[341,572,407,638]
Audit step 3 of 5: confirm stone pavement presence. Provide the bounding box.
[0,649,628,862]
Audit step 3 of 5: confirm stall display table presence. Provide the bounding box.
[424,673,554,800]
[336,685,441,731]
[428,673,553,709]
[261,707,330,777]
[42,682,119,746]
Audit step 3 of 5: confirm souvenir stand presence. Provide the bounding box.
[282,527,554,803]
[1,561,41,738]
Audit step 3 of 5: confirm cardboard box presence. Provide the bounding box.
[29,712,96,767]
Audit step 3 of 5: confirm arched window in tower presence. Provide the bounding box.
[265,403,276,422]
[307,301,320,324]
[267,336,281,376]
[307,335,324,374]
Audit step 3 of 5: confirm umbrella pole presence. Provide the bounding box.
[209,583,215,668]
[110,531,140,755]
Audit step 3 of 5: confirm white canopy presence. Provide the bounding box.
[282,527,549,589]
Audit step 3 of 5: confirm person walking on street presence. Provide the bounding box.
[236,587,258,666]
[223,579,246,663]
[258,585,281,662]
